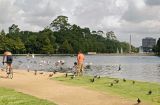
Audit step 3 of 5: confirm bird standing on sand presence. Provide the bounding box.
[137,98,141,104]
[49,74,53,77]
[34,70,37,75]
[53,70,57,74]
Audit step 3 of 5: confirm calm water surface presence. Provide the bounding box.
[0,55,160,83]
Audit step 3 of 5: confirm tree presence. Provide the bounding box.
[0,15,137,54]
[12,37,26,54]
[50,15,70,31]
[0,29,5,36]
[42,37,54,54]
[156,38,160,55]
[59,40,73,54]
[106,31,117,40]
[9,24,20,34]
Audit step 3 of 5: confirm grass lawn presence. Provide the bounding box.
[0,87,56,105]
[53,75,160,105]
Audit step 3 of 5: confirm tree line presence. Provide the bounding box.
[153,38,160,55]
[0,15,138,54]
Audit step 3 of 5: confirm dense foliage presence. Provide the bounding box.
[0,16,137,54]
[153,38,160,55]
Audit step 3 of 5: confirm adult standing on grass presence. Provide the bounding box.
[77,50,85,76]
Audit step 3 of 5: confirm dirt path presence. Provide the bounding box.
[0,70,147,105]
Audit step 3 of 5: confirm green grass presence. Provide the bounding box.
[53,75,160,105]
[0,87,56,105]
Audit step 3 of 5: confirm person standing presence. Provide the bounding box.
[77,50,85,76]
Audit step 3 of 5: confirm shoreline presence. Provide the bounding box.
[0,53,156,56]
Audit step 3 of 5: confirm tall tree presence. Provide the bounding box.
[59,40,73,54]
[0,29,5,36]
[50,15,70,31]
[9,24,20,34]
[156,38,160,55]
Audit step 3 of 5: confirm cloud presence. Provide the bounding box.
[0,0,160,46]
[145,0,160,6]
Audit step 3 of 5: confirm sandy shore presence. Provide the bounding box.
[0,69,148,105]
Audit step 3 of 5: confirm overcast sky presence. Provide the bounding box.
[0,0,160,47]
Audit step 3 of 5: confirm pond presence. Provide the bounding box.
[0,55,160,83]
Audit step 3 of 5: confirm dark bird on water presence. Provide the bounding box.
[137,98,141,104]
[118,65,121,71]
[147,90,152,95]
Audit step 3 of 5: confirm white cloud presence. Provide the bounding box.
[0,0,160,46]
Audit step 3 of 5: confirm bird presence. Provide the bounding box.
[39,72,43,74]
[118,65,121,71]
[34,70,37,75]
[94,75,98,78]
[97,76,101,79]
[65,73,68,77]
[123,78,126,82]
[137,98,141,104]
[147,90,152,95]
[71,76,74,79]
[110,83,113,87]
[49,74,53,77]
[90,78,95,83]
[132,81,135,84]
[53,70,57,74]
[1,68,4,71]
[114,80,119,84]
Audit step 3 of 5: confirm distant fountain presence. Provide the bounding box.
[120,48,123,54]
[139,46,143,53]
[32,54,35,58]
[117,48,119,54]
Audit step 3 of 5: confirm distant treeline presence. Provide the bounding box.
[153,38,160,55]
[0,15,138,54]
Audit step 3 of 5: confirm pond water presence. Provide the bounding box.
[0,55,160,83]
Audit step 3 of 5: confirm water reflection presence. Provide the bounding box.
[0,55,159,83]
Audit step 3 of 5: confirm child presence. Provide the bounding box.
[72,62,77,76]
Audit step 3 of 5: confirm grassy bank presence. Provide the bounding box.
[0,87,56,105]
[53,75,160,105]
